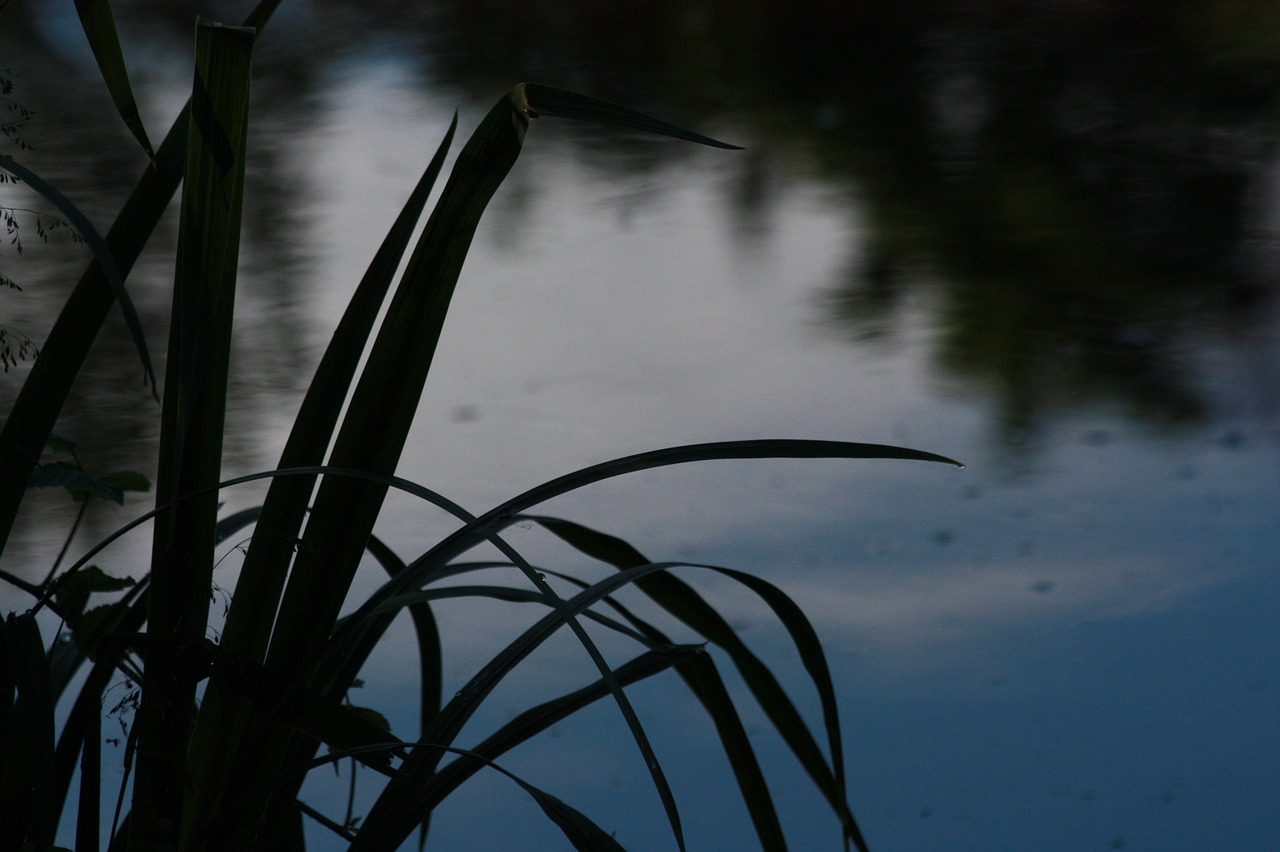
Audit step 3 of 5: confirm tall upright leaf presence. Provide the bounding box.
[127,20,254,851]
[179,119,457,847]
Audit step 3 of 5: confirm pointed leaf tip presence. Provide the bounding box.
[516,83,742,149]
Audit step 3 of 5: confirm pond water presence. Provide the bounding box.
[2,2,1278,850]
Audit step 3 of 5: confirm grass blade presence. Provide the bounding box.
[359,440,960,613]
[0,613,58,848]
[521,83,740,149]
[181,117,458,847]
[533,516,869,852]
[73,0,156,161]
[129,20,254,851]
[418,645,702,814]
[0,151,153,393]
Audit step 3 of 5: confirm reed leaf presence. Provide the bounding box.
[180,116,458,848]
[534,516,872,851]
[0,613,57,848]
[72,0,155,162]
[129,20,254,851]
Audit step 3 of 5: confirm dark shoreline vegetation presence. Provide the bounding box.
[1,4,959,850]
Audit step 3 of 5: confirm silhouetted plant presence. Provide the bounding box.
[0,3,957,850]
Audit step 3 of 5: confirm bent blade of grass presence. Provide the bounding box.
[532,515,870,852]
[521,82,741,149]
[358,440,961,614]
[351,560,698,851]
[0,152,153,393]
[73,0,156,161]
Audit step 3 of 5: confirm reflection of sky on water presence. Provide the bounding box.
[2,4,1279,850]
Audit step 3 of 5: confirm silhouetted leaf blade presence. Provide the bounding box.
[73,0,156,161]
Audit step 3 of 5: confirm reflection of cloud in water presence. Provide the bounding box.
[778,556,1223,657]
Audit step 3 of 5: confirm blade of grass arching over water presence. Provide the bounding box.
[181,118,457,846]
[253,85,737,846]
[0,0,286,559]
[265,80,745,682]
[521,83,741,149]
[72,0,156,161]
[355,440,961,614]
[322,441,957,848]
[531,516,870,852]
[129,21,254,852]
[531,570,790,852]
[351,560,698,852]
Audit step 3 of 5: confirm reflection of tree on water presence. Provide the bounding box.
[763,2,1280,444]
[387,0,1280,445]
[5,0,1280,455]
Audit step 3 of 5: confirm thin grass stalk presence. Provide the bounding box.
[127,21,253,850]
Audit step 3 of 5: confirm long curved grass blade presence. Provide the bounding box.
[420,644,702,815]
[703,564,867,852]
[360,440,960,613]
[0,152,153,392]
[351,560,694,852]
[520,83,741,149]
[73,0,155,161]
[532,516,869,852]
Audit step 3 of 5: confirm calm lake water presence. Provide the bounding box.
[2,2,1278,850]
